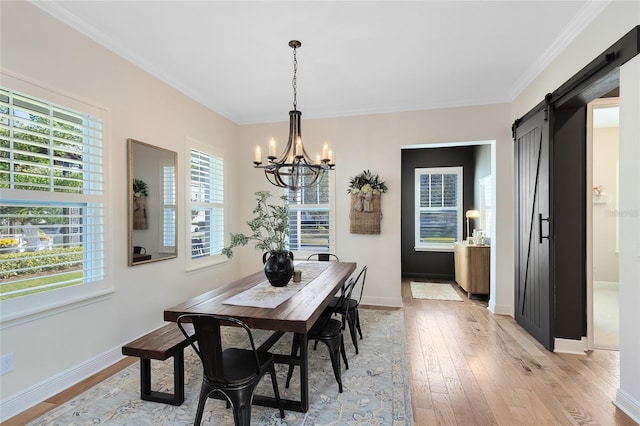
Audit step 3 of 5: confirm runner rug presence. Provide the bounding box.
[28,309,413,425]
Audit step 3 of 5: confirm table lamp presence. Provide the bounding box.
[465,209,480,242]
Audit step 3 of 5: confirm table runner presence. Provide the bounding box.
[223,262,330,308]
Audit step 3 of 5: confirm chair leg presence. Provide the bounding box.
[340,334,349,370]
[286,335,300,388]
[346,311,359,354]
[194,382,214,426]
[319,338,343,393]
[268,364,285,419]
[227,387,256,426]
[355,309,363,339]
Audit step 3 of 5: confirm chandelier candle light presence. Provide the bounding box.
[253,40,334,191]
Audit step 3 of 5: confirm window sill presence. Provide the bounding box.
[0,286,115,330]
[414,245,454,252]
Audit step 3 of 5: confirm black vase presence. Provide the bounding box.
[262,250,294,287]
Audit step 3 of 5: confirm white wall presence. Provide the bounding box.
[617,54,640,424]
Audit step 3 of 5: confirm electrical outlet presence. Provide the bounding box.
[1,353,15,375]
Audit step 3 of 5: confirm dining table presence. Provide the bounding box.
[164,260,357,413]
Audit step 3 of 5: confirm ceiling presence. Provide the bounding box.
[34,1,610,125]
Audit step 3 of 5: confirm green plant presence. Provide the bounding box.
[221,191,289,258]
[347,170,388,195]
[133,179,148,197]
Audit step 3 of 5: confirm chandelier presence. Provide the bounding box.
[253,40,334,191]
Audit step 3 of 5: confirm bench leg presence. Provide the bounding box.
[139,350,185,406]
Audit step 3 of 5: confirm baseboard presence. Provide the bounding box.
[594,281,619,290]
[488,300,512,316]
[554,337,587,354]
[362,296,403,308]
[615,388,640,425]
[0,347,123,422]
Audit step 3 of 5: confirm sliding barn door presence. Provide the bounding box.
[514,105,553,350]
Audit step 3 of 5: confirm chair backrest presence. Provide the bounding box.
[315,278,355,330]
[307,253,340,262]
[348,265,368,303]
[21,225,41,251]
[177,314,261,383]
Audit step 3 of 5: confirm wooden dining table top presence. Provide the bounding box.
[164,261,357,334]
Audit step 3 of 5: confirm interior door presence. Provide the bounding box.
[514,104,553,350]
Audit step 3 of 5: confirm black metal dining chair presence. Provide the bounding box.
[307,253,340,261]
[177,314,285,426]
[325,265,367,354]
[285,282,352,393]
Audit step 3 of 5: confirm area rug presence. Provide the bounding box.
[28,309,413,425]
[410,282,463,301]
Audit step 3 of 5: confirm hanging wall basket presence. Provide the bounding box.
[133,195,148,229]
[350,193,382,234]
[347,170,387,235]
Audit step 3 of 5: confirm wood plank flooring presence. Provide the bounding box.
[403,278,636,425]
[3,278,635,425]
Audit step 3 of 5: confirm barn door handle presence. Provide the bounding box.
[538,213,550,244]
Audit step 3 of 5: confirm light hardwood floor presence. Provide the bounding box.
[4,279,636,425]
[403,278,636,425]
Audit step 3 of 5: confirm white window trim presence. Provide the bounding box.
[0,71,114,326]
[414,166,463,252]
[184,137,227,272]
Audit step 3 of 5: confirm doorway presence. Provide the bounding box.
[587,97,620,351]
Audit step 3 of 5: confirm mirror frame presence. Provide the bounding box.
[128,138,178,266]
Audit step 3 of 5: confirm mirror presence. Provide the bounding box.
[128,138,177,265]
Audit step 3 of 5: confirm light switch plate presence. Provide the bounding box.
[1,353,15,375]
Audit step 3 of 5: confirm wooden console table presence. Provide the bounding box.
[454,242,490,298]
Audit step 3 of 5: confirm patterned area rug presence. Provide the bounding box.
[410,282,463,301]
[28,309,412,425]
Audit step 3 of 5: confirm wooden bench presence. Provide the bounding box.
[122,322,195,406]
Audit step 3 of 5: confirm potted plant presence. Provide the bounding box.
[222,191,293,286]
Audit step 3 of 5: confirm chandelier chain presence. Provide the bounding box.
[292,44,298,110]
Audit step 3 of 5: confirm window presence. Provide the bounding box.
[162,164,176,250]
[188,140,224,263]
[286,172,332,254]
[415,167,462,251]
[0,87,104,301]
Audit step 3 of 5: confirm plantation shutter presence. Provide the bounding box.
[287,172,330,252]
[189,148,224,258]
[0,87,104,300]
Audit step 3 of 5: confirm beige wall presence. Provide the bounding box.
[238,105,513,311]
[0,1,242,414]
[592,127,619,283]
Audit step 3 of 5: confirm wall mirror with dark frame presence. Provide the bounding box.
[128,138,178,265]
